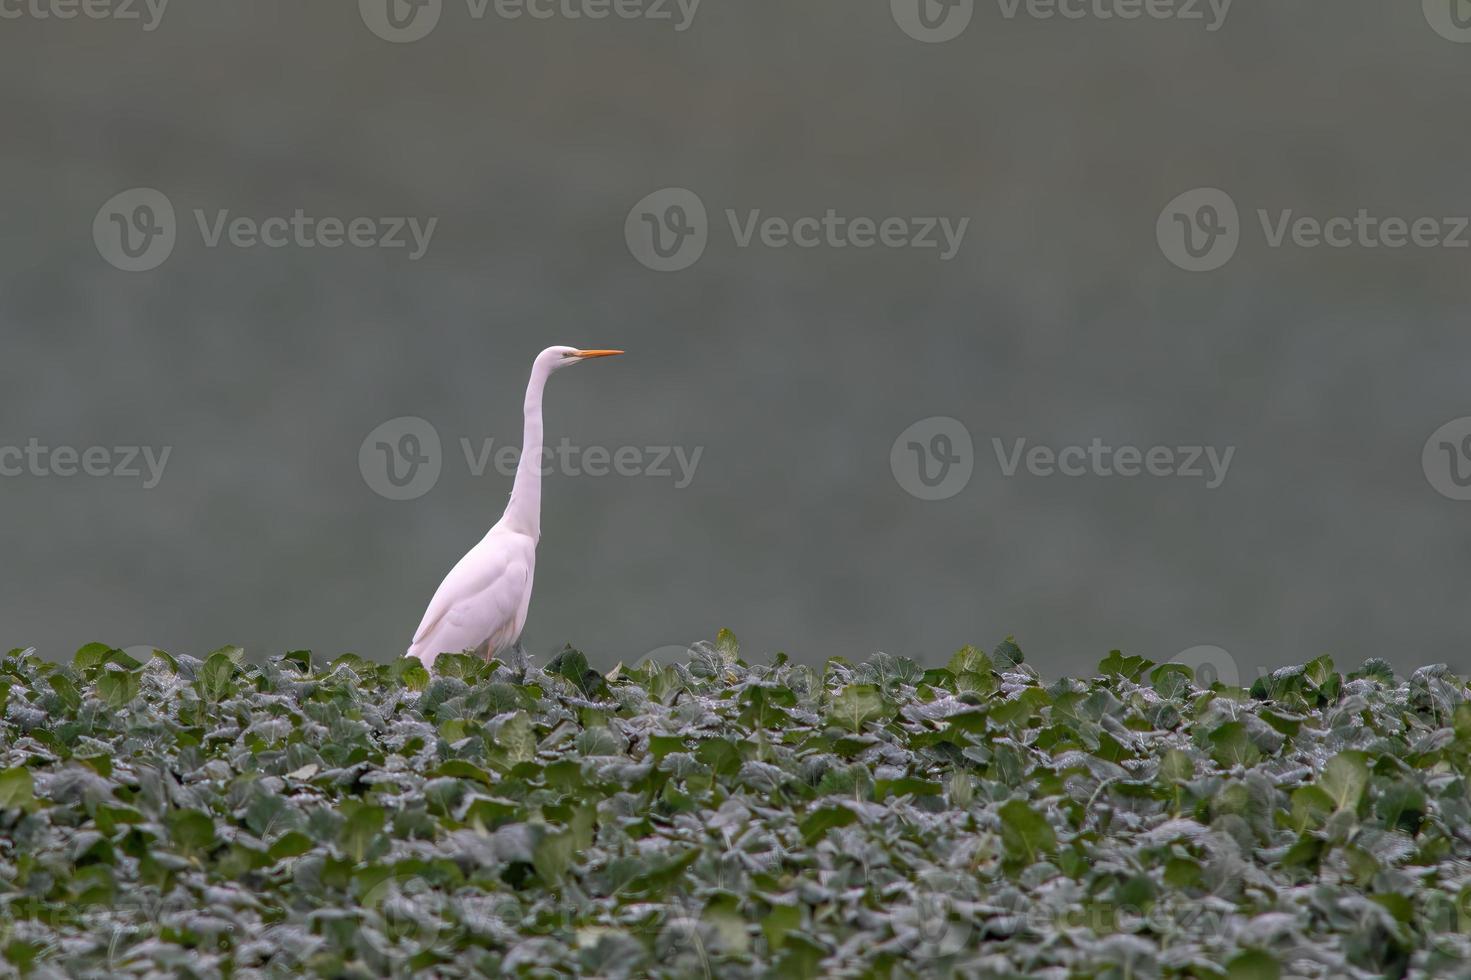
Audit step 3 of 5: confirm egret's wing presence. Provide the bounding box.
[411,535,531,655]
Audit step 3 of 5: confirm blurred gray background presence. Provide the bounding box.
[2,1,1469,680]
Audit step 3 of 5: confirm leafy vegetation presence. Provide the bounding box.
[1,636,1470,977]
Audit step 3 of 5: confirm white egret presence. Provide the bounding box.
[406,346,624,669]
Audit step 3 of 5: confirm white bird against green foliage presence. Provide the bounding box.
[406,346,624,669]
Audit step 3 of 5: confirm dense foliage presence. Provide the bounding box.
[1,636,1470,978]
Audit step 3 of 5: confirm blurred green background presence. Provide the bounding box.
[2,2,1468,678]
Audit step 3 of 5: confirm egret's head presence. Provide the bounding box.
[541,346,625,372]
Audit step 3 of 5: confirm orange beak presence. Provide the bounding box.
[573,349,625,359]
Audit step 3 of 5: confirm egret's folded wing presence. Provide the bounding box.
[411,538,530,650]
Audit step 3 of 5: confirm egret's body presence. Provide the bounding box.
[406,346,622,669]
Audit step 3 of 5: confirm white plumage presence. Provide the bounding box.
[406,346,623,669]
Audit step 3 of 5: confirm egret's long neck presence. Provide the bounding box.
[503,359,551,538]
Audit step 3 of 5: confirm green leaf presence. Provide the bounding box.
[761,903,802,951]
[73,643,113,671]
[1208,721,1261,768]
[1320,751,1369,812]
[1158,749,1195,783]
[339,804,387,863]
[391,657,431,691]
[268,831,315,861]
[0,767,35,810]
[434,760,496,788]
[97,668,141,709]
[491,712,537,767]
[197,651,239,702]
[546,646,607,698]
[998,798,1056,865]
[48,674,82,712]
[169,810,217,854]
[533,828,576,883]
[281,649,312,673]
[800,804,858,844]
[1226,950,1281,980]
[992,636,1025,668]
[1099,650,1153,682]
[829,684,888,732]
[947,645,993,675]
